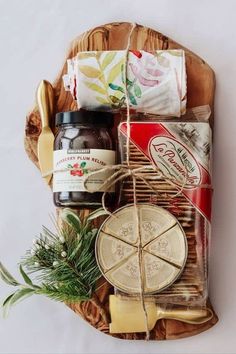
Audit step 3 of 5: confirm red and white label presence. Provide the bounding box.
[119,122,212,222]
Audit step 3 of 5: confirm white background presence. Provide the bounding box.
[0,0,235,353]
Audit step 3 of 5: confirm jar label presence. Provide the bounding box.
[53,149,116,192]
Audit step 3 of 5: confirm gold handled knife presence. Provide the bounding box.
[109,295,213,333]
[37,80,54,185]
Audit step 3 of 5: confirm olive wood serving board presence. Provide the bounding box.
[24,22,218,340]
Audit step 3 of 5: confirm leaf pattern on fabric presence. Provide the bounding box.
[146,67,163,76]
[134,84,142,98]
[78,54,127,107]
[72,49,186,115]
[79,66,101,78]
[108,83,125,93]
[109,95,121,104]
[107,58,125,84]
[101,52,116,70]
[95,96,110,105]
[129,63,159,87]
[128,92,137,105]
[110,90,124,100]
[84,82,106,95]
[121,63,125,84]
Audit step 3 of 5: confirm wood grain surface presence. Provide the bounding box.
[24,22,218,340]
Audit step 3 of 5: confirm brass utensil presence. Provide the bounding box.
[37,80,54,185]
[109,295,213,333]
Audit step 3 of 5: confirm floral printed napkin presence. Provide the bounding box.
[63,49,186,117]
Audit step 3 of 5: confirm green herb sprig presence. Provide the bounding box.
[1,208,109,322]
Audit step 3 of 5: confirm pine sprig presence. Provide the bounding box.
[1,208,109,315]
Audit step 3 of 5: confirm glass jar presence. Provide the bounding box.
[53,109,116,208]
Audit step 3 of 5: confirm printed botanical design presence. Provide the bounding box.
[78,51,125,108]
[68,161,88,177]
[64,49,186,116]
[129,50,163,87]
[109,62,142,106]
[78,51,165,108]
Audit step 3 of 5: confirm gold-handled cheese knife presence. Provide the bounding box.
[37,80,54,185]
[109,295,213,333]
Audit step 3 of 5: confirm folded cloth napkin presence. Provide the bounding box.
[63,49,186,117]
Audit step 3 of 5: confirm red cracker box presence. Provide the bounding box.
[118,118,212,306]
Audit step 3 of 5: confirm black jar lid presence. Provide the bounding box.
[55,109,114,127]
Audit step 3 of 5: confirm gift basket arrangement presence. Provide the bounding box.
[0,22,218,340]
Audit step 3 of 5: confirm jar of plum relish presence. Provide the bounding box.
[53,109,115,208]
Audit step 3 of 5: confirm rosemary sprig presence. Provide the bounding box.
[1,208,109,320]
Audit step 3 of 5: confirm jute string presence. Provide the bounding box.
[123,21,150,340]
[44,23,212,339]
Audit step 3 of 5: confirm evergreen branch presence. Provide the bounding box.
[1,209,107,321]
